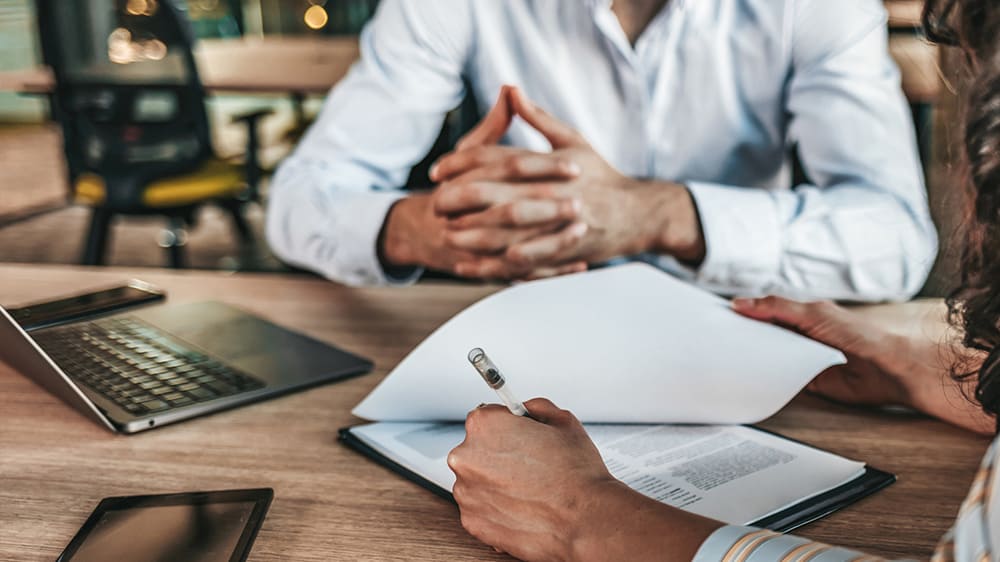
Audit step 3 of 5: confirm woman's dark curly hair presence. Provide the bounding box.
[924,0,1000,430]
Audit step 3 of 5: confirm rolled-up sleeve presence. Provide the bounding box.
[687,0,937,302]
[266,0,471,286]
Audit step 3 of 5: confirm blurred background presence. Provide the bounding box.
[0,0,380,274]
[0,0,965,296]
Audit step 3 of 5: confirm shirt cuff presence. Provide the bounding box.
[686,182,783,294]
[694,525,877,562]
[694,526,772,562]
[329,190,424,287]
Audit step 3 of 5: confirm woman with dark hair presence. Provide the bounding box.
[446,1,999,560]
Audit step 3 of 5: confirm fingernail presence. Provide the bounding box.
[429,163,440,181]
[569,198,582,214]
[570,222,588,237]
[564,161,582,176]
[731,298,754,310]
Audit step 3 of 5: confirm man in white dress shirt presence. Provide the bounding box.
[266,0,937,301]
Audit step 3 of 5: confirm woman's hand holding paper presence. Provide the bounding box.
[732,297,995,435]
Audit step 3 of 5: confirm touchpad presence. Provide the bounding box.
[132,302,372,383]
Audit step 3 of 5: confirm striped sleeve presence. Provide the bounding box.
[696,438,998,562]
[932,438,998,562]
[693,526,884,562]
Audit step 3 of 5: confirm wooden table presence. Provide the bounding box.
[0,264,992,561]
[0,36,359,96]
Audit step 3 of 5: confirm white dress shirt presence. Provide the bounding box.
[266,0,937,301]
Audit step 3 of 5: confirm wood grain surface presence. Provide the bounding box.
[0,264,991,561]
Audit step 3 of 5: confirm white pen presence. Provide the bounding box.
[467,347,533,418]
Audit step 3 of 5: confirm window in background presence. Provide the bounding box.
[259,0,378,36]
[172,0,245,38]
[0,0,44,121]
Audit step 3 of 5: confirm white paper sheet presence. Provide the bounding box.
[349,422,866,525]
[353,264,845,424]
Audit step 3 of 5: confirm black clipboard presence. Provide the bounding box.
[339,425,895,533]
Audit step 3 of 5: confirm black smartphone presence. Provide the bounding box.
[6,280,165,331]
[57,489,274,562]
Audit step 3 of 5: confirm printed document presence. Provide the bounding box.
[350,422,866,525]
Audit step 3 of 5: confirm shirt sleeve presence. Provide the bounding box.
[694,526,889,562]
[686,0,937,302]
[938,438,999,562]
[265,0,472,286]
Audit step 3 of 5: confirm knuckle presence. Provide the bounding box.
[503,204,521,224]
[470,147,490,167]
[536,183,557,198]
[813,300,837,314]
[507,156,526,175]
[506,247,531,266]
[452,263,476,278]
[458,182,480,203]
[431,186,451,212]
[759,296,780,308]
[560,232,579,251]
[558,157,577,173]
[463,231,486,249]
[447,451,462,472]
[465,407,486,430]
[476,261,500,279]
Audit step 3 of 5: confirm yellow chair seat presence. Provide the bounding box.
[75,159,246,208]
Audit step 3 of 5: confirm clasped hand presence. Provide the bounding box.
[424,86,701,281]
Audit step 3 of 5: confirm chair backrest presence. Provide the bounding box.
[36,0,212,198]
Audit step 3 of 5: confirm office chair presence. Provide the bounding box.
[35,0,271,268]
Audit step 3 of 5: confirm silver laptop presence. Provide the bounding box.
[0,283,373,433]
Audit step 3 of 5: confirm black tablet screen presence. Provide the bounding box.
[60,490,272,562]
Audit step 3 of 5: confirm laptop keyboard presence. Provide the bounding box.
[32,316,265,416]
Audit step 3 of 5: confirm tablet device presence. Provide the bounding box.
[57,489,273,562]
